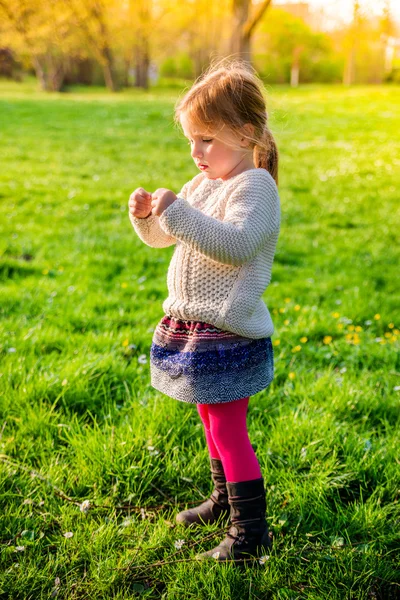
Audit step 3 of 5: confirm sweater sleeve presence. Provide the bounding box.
[158,173,280,266]
[129,180,191,249]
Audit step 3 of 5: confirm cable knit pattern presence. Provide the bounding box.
[129,168,280,339]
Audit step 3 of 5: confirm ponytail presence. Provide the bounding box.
[253,126,279,186]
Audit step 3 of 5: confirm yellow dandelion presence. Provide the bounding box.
[279,308,286,314]
[121,282,128,288]
[394,329,399,335]
[388,323,394,329]
[323,336,332,344]
[294,305,301,311]
[292,345,302,353]
[284,298,291,303]
[384,332,392,338]
[288,372,296,380]
[374,314,381,320]
[300,337,308,343]
[352,334,360,345]
[273,339,280,346]
[355,326,362,332]
[390,335,397,343]
[345,333,353,341]
[122,339,129,347]
[284,319,290,326]
[42,269,49,275]
[332,312,340,318]
[337,323,344,330]
[379,339,386,345]
[348,325,355,331]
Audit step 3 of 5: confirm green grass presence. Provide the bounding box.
[0,78,399,599]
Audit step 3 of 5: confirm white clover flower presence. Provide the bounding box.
[394,386,400,392]
[14,546,25,552]
[63,532,73,538]
[174,539,185,550]
[8,348,17,353]
[259,555,270,565]
[138,354,147,364]
[147,445,159,456]
[212,551,220,559]
[79,500,91,513]
[339,367,347,373]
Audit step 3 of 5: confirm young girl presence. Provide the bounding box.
[128,58,280,563]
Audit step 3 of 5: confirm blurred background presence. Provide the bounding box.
[1,0,399,92]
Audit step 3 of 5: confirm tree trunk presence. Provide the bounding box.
[132,0,151,89]
[32,56,47,90]
[230,0,251,65]
[101,46,119,92]
[229,0,272,65]
[343,45,356,85]
[135,41,149,89]
[343,0,360,85]
[33,54,65,91]
[290,46,302,87]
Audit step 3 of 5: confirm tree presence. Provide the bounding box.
[64,0,120,91]
[343,0,361,85]
[255,7,332,85]
[229,0,273,65]
[0,0,77,91]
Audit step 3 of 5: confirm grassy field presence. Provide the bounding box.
[0,78,399,599]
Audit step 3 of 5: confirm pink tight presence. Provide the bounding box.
[196,397,262,483]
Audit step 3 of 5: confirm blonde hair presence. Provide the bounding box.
[174,57,279,185]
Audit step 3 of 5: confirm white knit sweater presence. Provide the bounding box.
[129,168,280,339]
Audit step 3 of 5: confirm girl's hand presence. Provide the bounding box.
[128,188,153,219]
[151,188,177,216]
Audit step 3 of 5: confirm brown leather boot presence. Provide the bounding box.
[175,458,230,527]
[194,477,273,562]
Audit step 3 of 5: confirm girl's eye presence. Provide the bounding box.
[187,139,213,144]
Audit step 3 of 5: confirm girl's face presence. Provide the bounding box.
[180,112,254,181]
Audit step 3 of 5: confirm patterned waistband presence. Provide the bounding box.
[153,314,270,353]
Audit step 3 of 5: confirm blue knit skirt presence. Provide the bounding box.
[149,314,274,404]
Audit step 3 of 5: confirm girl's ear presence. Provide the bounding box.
[239,123,255,147]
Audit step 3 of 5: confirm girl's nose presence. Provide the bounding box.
[191,142,203,159]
